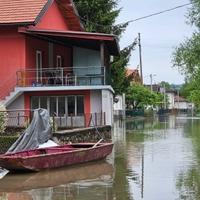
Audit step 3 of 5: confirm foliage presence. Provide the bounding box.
[73,0,127,36]
[178,81,200,109]
[0,136,18,153]
[111,41,137,94]
[159,81,171,89]
[74,0,136,95]
[172,0,200,108]
[173,32,200,79]
[0,103,7,133]
[126,84,163,109]
[179,82,193,98]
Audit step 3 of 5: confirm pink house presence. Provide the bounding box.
[0,0,119,126]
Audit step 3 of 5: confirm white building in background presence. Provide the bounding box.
[174,96,194,111]
[165,89,176,110]
[113,94,126,118]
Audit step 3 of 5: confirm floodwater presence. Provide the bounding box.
[1,115,200,200]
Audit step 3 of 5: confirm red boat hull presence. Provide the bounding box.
[0,143,113,171]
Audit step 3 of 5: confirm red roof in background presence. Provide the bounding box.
[0,0,83,30]
[0,0,49,25]
[126,69,138,77]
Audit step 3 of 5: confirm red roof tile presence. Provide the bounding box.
[0,0,50,24]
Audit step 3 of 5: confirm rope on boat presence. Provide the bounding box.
[90,118,104,148]
[91,118,104,139]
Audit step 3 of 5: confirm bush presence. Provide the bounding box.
[0,136,18,153]
[0,103,7,134]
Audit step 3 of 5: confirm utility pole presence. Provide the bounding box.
[150,74,156,93]
[138,33,143,84]
[150,74,153,92]
[163,83,166,109]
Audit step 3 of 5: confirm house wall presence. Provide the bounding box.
[35,1,69,31]
[90,90,102,113]
[166,92,175,109]
[174,102,188,110]
[0,27,26,99]
[54,44,72,67]
[114,95,123,110]
[174,102,194,110]
[25,36,49,69]
[7,94,24,110]
[26,37,72,68]
[102,89,113,125]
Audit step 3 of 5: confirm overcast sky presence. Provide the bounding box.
[116,0,194,85]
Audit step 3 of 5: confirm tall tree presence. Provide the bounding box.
[74,0,128,35]
[172,0,200,108]
[74,0,136,94]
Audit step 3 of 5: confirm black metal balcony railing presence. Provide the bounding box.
[16,67,106,87]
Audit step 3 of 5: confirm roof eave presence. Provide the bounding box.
[70,0,85,31]
[23,29,120,55]
[0,22,34,26]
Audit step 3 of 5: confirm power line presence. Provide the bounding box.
[128,3,192,23]
[76,3,192,28]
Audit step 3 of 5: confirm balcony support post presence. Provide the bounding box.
[100,42,106,85]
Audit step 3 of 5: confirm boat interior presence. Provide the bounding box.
[3,144,103,157]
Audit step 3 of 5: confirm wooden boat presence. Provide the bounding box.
[0,143,113,172]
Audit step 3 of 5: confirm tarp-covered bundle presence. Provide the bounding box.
[6,109,52,153]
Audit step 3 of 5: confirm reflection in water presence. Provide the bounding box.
[0,161,114,200]
[176,119,200,199]
[125,116,200,200]
[1,116,200,199]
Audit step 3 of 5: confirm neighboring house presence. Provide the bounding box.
[0,0,119,126]
[165,89,176,110]
[145,84,161,93]
[113,94,126,118]
[174,96,194,111]
[126,68,142,84]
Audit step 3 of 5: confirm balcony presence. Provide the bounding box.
[16,67,106,87]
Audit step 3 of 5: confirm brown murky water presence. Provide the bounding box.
[0,115,200,200]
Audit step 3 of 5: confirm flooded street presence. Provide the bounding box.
[1,115,200,200]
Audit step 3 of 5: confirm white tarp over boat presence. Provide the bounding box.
[38,140,58,149]
[6,109,53,153]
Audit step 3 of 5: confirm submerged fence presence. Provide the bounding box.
[52,112,106,130]
[0,110,106,131]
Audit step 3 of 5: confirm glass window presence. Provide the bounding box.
[50,97,57,116]
[68,96,75,115]
[31,95,85,116]
[31,96,39,110]
[77,96,84,115]
[40,96,48,109]
[58,97,65,116]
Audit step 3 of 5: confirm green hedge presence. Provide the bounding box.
[0,136,18,153]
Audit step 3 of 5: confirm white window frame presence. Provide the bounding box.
[56,55,62,68]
